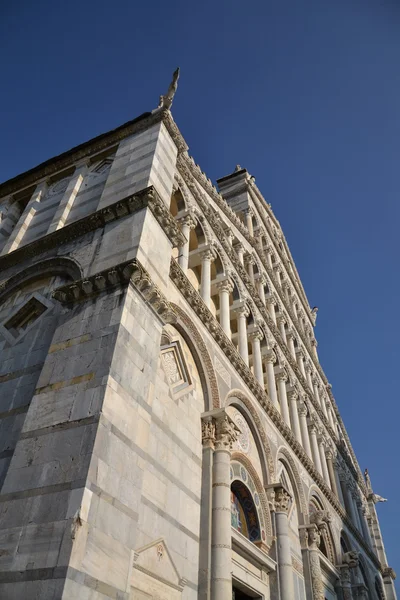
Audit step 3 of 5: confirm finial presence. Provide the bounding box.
[157,67,180,111]
[234,165,241,172]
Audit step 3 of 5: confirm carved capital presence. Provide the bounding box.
[200,248,215,262]
[265,293,277,306]
[201,417,215,449]
[232,302,250,318]
[263,349,276,365]
[287,387,299,401]
[267,483,292,514]
[383,566,397,580]
[275,368,288,382]
[214,413,240,451]
[298,400,308,417]
[306,523,321,549]
[248,326,263,342]
[216,278,234,294]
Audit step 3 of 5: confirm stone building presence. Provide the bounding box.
[0,76,396,600]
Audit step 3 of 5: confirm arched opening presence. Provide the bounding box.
[308,496,335,564]
[185,221,207,293]
[231,480,261,542]
[170,188,186,217]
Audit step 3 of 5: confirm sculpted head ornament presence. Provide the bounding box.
[343,550,359,569]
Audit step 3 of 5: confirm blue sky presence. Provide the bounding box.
[1,0,399,580]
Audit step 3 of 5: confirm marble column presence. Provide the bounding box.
[337,565,353,600]
[277,314,287,343]
[226,230,234,247]
[326,402,336,430]
[217,279,233,339]
[177,213,196,272]
[2,180,48,254]
[244,255,255,285]
[256,275,266,304]
[311,338,318,360]
[309,423,323,475]
[234,242,245,266]
[298,401,312,458]
[305,363,314,391]
[249,327,264,385]
[325,450,339,496]
[265,246,273,269]
[235,304,249,366]
[276,370,291,427]
[286,330,296,359]
[357,501,371,545]
[339,473,357,524]
[296,349,306,378]
[282,280,291,303]
[47,161,89,233]
[264,350,279,408]
[318,436,331,487]
[274,264,282,285]
[210,411,239,600]
[199,416,215,600]
[200,249,214,309]
[320,394,328,420]
[245,208,254,236]
[269,484,294,600]
[312,379,322,408]
[265,294,277,325]
[287,387,302,443]
[306,524,325,600]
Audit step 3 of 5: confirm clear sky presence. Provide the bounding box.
[1,0,399,582]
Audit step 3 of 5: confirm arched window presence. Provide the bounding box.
[231,481,260,542]
[230,461,267,546]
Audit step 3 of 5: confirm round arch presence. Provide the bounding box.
[231,451,273,540]
[276,446,307,519]
[308,490,338,564]
[225,390,276,482]
[0,256,83,303]
[167,303,220,410]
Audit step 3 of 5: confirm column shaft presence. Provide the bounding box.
[309,426,323,475]
[271,486,294,600]
[288,390,302,443]
[218,281,232,339]
[318,440,330,487]
[200,251,213,308]
[265,356,279,408]
[178,221,191,272]
[298,404,312,458]
[237,311,249,366]
[251,334,264,385]
[326,454,339,496]
[276,375,291,427]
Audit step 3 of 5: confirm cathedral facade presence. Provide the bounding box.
[0,87,396,600]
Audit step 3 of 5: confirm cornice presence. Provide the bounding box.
[169,258,381,570]
[53,258,176,325]
[0,186,185,273]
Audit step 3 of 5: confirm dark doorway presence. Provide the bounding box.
[232,590,253,600]
[232,586,261,599]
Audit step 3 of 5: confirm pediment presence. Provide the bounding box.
[132,538,185,592]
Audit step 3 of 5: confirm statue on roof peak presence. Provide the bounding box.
[157,68,180,110]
